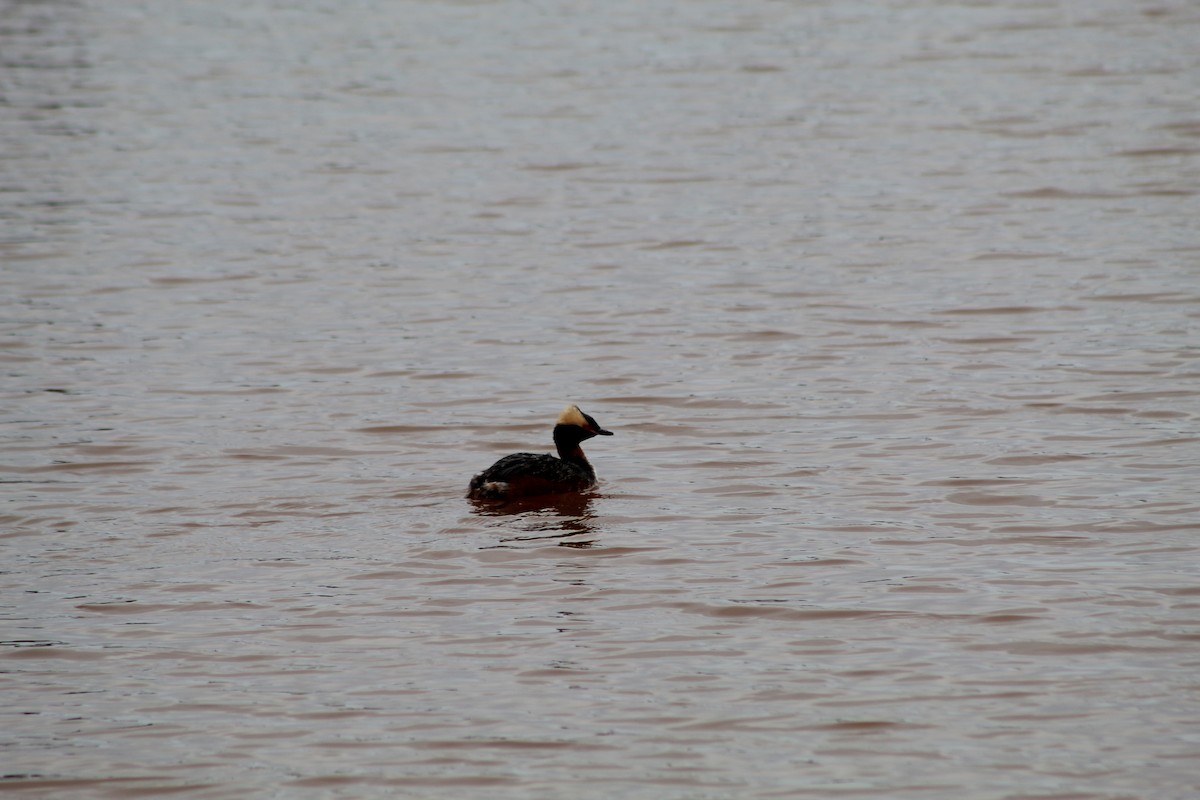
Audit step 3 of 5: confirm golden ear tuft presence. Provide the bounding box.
[556,404,587,427]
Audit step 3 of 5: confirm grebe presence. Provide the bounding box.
[467,405,613,501]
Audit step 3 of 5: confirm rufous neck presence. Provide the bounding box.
[553,424,591,467]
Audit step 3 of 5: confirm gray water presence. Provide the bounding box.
[3,1,1199,798]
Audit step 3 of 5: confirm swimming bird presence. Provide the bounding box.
[467,405,613,501]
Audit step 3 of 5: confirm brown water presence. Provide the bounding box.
[3,1,1199,798]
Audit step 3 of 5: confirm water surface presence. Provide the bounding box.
[3,1,1199,798]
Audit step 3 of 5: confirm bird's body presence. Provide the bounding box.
[467,405,613,501]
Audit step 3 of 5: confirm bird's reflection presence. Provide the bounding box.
[470,491,599,547]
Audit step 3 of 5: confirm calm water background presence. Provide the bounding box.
[3,1,1199,798]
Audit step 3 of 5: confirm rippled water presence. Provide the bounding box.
[3,1,1199,798]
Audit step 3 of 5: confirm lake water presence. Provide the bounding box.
[3,1,1199,798]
